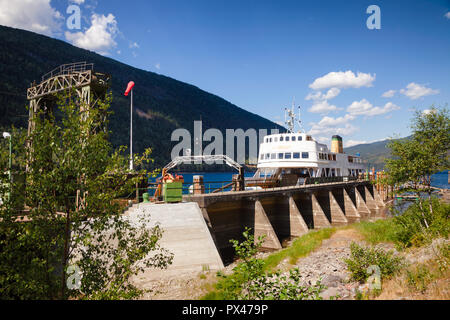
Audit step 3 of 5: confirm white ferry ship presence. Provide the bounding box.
[251,107,365,186]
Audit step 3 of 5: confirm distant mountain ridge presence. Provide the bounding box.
[344,136,411,170]
[0,25,284,167]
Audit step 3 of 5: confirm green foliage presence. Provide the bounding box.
[386,106,450,187]
[392,198,450,248]
[344,242,405,283]
[0,92,173,299]
[406,265,434,293]
[203,228,326,300]
[263,228,335,271]
[240,268,325,300]
[354,219,398,245]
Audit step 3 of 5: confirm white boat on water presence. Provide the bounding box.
[251,106,365,186]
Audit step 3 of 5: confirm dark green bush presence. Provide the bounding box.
[344,242,405,283]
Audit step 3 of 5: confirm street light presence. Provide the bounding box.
[2,132,12,201]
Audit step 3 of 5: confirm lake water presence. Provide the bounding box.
[431,170,449,189]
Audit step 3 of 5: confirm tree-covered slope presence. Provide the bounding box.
[344,136,411,170]
[0,25,283,167]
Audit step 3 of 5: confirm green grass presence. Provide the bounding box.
[353,219,397,245]
[262,228,336,271]
[200,228,336,300]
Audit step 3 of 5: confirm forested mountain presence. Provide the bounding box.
[0,25,283,167]
[344,136,411,170]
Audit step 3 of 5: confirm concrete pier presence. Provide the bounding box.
[184,180,385,263]
[125,202,224,280]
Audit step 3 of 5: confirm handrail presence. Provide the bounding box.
[163,155,242,172]
[40,62,94,82]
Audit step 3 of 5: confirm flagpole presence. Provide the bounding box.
[130,88,133,171]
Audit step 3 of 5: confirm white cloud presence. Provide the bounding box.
[308,100,341,114]
[70,0,85,4]
[399,82,439,100]
[382,89,396,98]
[309,71,376,90]
[308,112,358,137]
[0,0,63,36]
[306,88,341,101]
[129,42,139,49]
[309,123,358,136]
[347,99,400,117]
[445,12,450,19]
[155,63,161,70]
[317,114,355,127]
[65,13,118,55]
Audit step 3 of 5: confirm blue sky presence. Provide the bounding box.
[1,0,449,147]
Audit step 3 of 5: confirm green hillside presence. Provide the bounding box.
[0,25,283,167]
[344,136,411,171]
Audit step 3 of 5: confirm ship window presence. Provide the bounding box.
[293,152,300,159]
[270,153,276,159]
[274,137,278,142]
[265,138,268,143]
[269,138,272,143]
[292,136,296,141]
[298,136,302,141]
[302,152,309,159]
[286,136,290,141]
[260,154,264,160]
[278,153,284,159]
[285,153,292,159]
[280,136,284,141]
[265,153,270,159]
[306,136,312,141]
[333,154,336,161]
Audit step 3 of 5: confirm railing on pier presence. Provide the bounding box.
[126,175,369,203]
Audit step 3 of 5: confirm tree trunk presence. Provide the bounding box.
[61,207,71,299]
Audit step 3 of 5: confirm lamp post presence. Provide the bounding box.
[2,132,11,201]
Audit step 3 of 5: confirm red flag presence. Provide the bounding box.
[124,81,135,96]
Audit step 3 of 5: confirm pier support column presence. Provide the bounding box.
[329,191,348,226]
[254,200,282,250]
[355,187,370,218]
[343,188,361,223]
[311,193,332,229]
[364,186,379,210]
[288,196,309,237]
[373,188,385,207]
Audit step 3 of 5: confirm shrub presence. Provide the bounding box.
[344,242,405,283]
[203,228,326,300]
[392,198,450,248]
[240,268,325,300]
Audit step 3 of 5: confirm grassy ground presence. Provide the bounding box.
[200,227,337,300]
[262,228,336,271]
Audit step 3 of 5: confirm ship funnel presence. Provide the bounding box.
[331,135,343,153]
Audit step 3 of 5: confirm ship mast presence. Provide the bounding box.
[284,99,303,133]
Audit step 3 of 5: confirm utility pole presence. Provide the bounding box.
[3,132,12,201]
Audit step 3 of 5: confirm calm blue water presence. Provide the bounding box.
[431,170,449,189]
